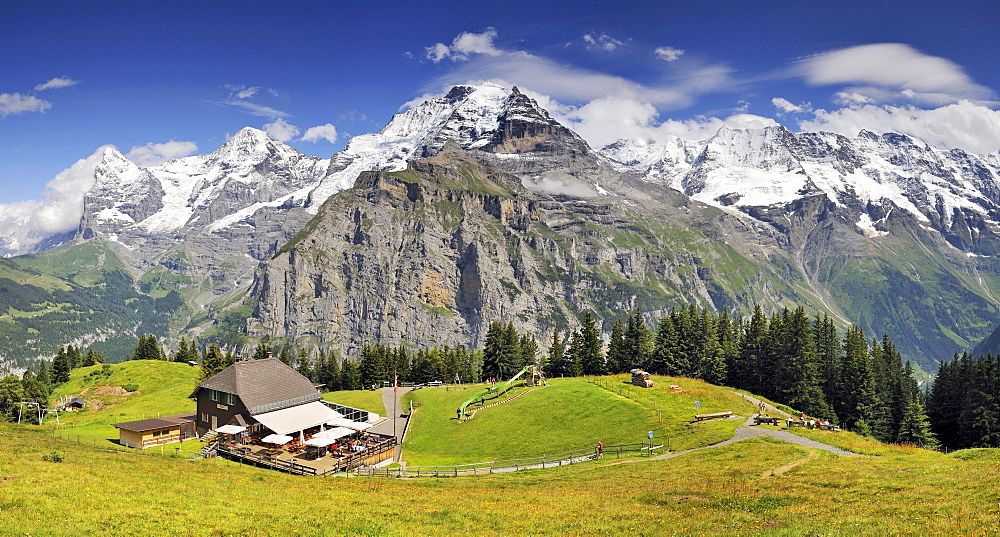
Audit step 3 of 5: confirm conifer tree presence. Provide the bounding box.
[200,345,229,381]
[341,360,362,390]
[578,311,605,375]
[624,309,653,373]
[545,330,566,378]
[606,319,626,374]
[51,347,71,385]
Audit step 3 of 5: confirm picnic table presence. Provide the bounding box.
[753,414,781,425]
[694,411,733,421]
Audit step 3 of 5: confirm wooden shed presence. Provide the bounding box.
[113,413,196,449]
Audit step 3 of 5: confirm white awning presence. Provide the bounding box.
[260,434,293,445]
[253,401,343,436]
[216,424,247,434]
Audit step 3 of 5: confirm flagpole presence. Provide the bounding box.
[393,371,397,442]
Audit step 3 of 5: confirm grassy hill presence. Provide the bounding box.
[48,360,200,451]
[3,365,1000,535]
[401,375,753,466]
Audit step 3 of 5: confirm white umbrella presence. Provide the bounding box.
[216,424,247,434]
[304,437,336,447]
[313,427,354,441]
[328,417,373,431]
[261,434,293,445]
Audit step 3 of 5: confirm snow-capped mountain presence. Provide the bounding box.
[8,81,1000,372]
[601,126,1000,253]
[81,127,330,240]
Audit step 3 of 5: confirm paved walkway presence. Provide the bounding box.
[366,386,413,464]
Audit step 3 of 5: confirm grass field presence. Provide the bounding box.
[322,389,386,414]
[3,422,1000,535]
[5,365,1000,535]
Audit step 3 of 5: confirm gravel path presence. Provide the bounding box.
[651,392,865,460]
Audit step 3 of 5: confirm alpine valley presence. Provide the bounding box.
[3,83,1000,374]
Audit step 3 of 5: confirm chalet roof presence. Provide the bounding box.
[192,358,320,415]
[114,413,196,433]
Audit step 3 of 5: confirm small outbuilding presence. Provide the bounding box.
[113,413,197,449]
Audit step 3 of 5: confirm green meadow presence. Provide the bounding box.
[2,362,999,535]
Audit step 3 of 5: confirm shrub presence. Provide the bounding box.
[121,384,139,392]
[42,451,64,463]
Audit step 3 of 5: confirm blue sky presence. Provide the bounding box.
[2,0,998,215]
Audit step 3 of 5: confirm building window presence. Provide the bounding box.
[209,389,219,402]
[201,413,208,423]
[226,392,238,406]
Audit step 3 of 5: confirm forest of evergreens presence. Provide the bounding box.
[9,303,1000,450]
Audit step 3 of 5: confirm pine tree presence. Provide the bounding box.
[897,392,938,448]
[51,348,71,384]
[696,308,726,384]
[545,330,566,378]
[252,342,273,360]
[81,347,105,367]
[565,329,583,377]
[624,309,653,373]
[200,345,229,381]
[482,321,506,381]
[341,360,362,390]
[578,311,605,375]
[734,305,768,395]
[327,353,343,391]
[133,335,163,361]
[606,319,626,373]
[651,314,677,375]
[296,349,314,382]
[836,326,880,432]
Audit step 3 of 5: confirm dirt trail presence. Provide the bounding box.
[761,450,820,478]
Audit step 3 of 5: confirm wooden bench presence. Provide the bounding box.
[817,423,841,432]
[694,411,733,421]
[753,415,780,426]
[786,420,806,428]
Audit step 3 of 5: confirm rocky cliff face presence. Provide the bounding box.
[249,143,816,355]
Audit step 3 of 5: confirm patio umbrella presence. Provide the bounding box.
[327,417,373,431]
[261,434,293,445]
[216,424,247,434]
[304,437,336,447]
[313,427,354,441]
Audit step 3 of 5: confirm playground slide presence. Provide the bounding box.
[457,366,531,420]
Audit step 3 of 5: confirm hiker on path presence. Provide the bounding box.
[597,442,604,458]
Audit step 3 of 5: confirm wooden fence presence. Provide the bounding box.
[357,442,662,478]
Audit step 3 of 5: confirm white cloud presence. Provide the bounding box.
[125,140,199,166]
[583,33,624,52]
[301,123,338,143]
[263,118,300,142]
[772,97,811,115]
[0,147,112,250]
[0,93,52,117]
[795,43,995,105]
[425,42,451,63]
[799,100,1000,154]
[425,28,502,63]
[421,28,735,112]
[216,99,289,118]
[34,77,79,91]
[655,46,684,62]
[540,92,776,147]
[833,91,874,107]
